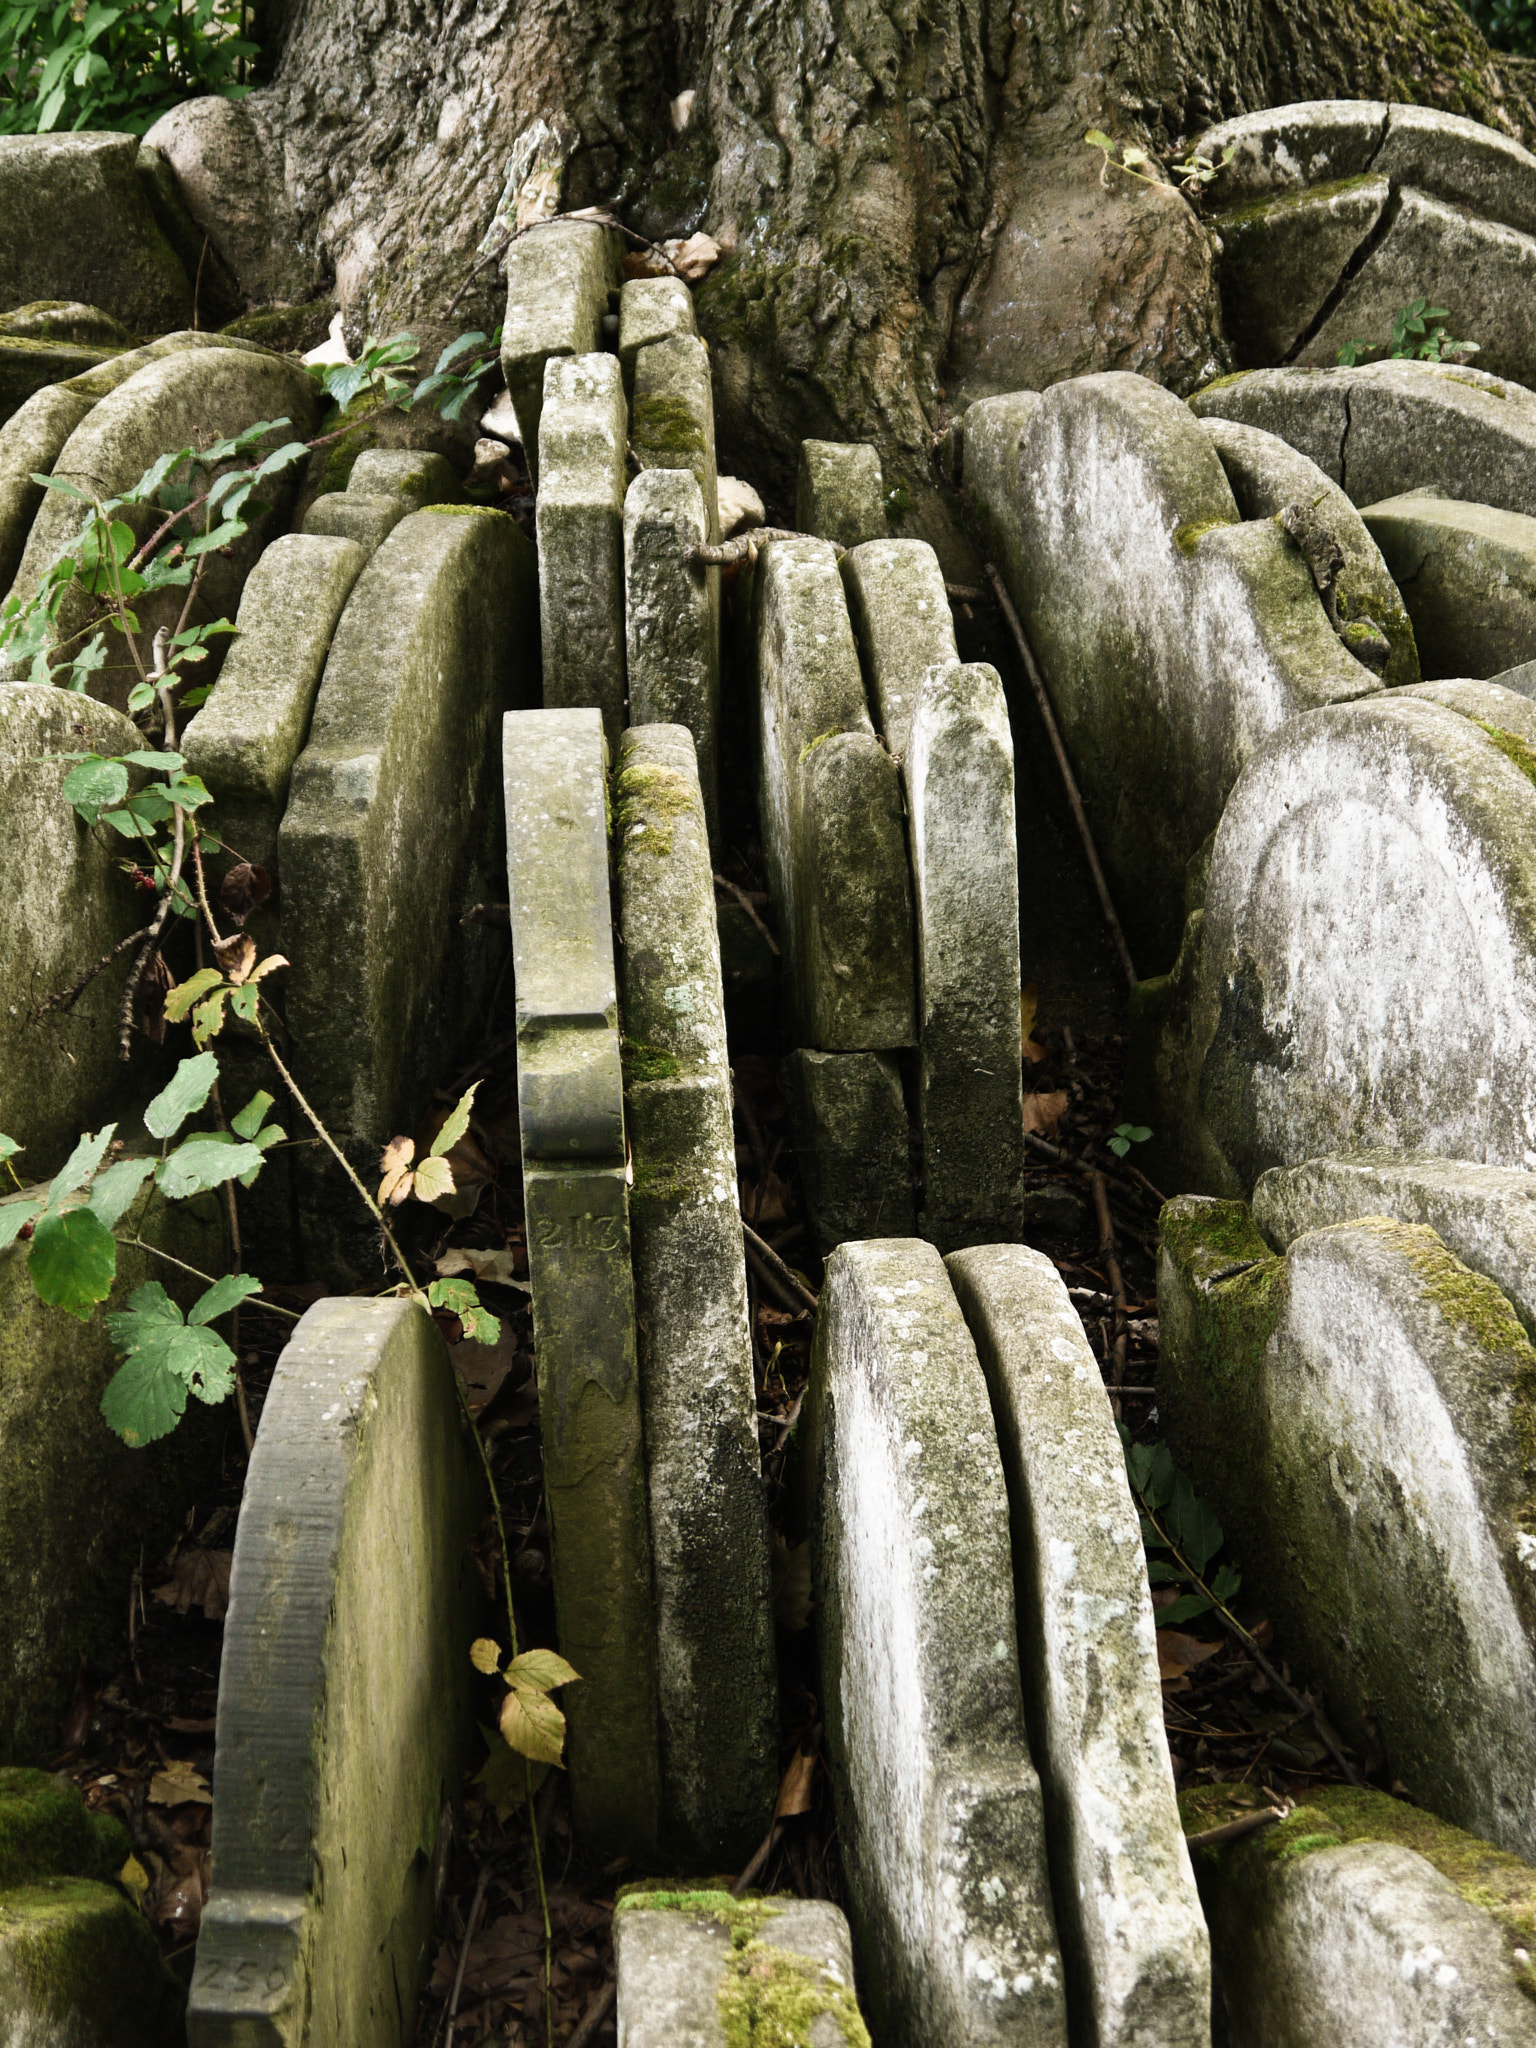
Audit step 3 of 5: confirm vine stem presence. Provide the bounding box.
[117,1234,298,1315]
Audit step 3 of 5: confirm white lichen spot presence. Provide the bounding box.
[979,1874,1006,1905]
[1050,1336,1077,1362]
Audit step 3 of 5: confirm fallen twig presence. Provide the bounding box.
[743,1219,819,1316]
[1184,1803,1292,1852]
[564,1979,617,2048]
[715,873,780,956]
[1090,1171,1130,1396]
[440,1859,491,2048]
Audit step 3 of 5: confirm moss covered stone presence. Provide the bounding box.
[625,465,722,840]
[498,220,617,483]
[0,1876,184,2044]
[631,334,718,542]
[0,134,191,336]
[1363,493,1536,679]
[0,1770,126,1887]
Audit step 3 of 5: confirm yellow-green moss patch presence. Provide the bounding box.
[1479,722,1536,798]
[1174,518,1235,555]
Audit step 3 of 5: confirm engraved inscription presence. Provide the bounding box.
[532,1212,623,1252]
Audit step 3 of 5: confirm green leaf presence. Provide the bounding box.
[1084,128,1114,149]
[231,1090,275,1140]
[162,969,222,1025]
[429,1081,479,1158]
[1141,1439,1176,1511]
[86,1155,155,1229]
[0,1199,44,1250]
[120,749,183,771]
[1171,1469,1222,1574]
[1145,1559,1185,1584]
[191,987,230,1049]
[62,755,127,824]
[144,1051,220,1140]
[104,1278,234,1419]
[28,1205,116,1317]
[44,1122,116,1209]
[1210,1561,1242,1604]
[0,1135,19,1161]
[157,1136,264,1199]
[506,1648,580,1693]
[188,1272,263,1324]
[100,1346,187,1446]
[1155,1592,1215,1628]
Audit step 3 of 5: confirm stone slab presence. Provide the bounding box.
[841,537,958,760]
[781,1049,915,1256]
[906,663,1025,1250]
[806,1239,1067,2046]
[618,274,697,377]
[613,1891,867,2047]
[0,333,119,425]
[1159,1201,1536,1859]
[624,466,721,844]
[989,371,1378,970]
[504,706,659,1858]
[631,333,718,540]
[301,490,409,552]
[0,1877,185,2044]
[538,351,628,747]
[500,221,617,483]
[1183,1784,1536,2047]
[281,508,536,1277]
[0,302,130,346]
[0,133,191,334]
[959,390,1042,600]
[947,1245,1211,2048]
[1190,101,1389,203]
[755,536,915,1047]
[1361,493,1536,679]
[795,439,885,548]
[1492,657,1536,697]
[346,446,461,507]
[614,724,776,1868]
[1199,415,1419,687]
[1212,176,1389,367]
[187,1298,484,2046]
[1372,102,1536,238]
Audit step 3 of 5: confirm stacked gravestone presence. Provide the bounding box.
[538,352,627,746]
[499,219,618,481]
[503,706,660,1858]
[1359,494,1536,680]
[303,447,462,554]
[796,438,886,547]
[613,722,777,1867]
[187,1299,484,2045]
[617,274,696,380]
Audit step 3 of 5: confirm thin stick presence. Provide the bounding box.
[715,873,780,955]
[744,1236,810,1317]
[565,1982,617,2048]
[985,563,1137,988]
[441,1860,492,2048]
[690,526,843,569]
[732,1816,783,1896]
[31,923,158,1020]
[742,1219,818,1315]
[1091,1171,1130,1396]
[118,1235,299,1313]
[1184,1804,1291,1852]
[1024,1130,1149,1210]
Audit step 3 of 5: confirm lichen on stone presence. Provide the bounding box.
[615,758,699,859]
[1478,721,1536,798]
[421,503,512,520]
[633,391,706,458]
[1173,517,1235,555]
[621,1038,682,1087]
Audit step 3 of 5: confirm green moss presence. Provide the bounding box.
[219,304,331,355]
[420,503,512,520]
[1214,174,1383,230]
[632,391,706,458]
[0,1770,124,1888]
[798,729,841,765]
[622,1039,681,1086]
[1174,518,1234,555]
[1159,1198,1270,1271]
[615,758,699,860]
[1187,371,1255,403]
[1478,722,1536,797]
[0,1877,184,2037]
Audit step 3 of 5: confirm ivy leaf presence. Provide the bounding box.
[498,1684,566,1767]
[28,1206,117,1318]
[144,1052,220,1139]
[429,1082,479,1160]
[157,1136,264,1200]
[45,1123,116,1210]
[506,1649,580,1693]
[189,1272,263,1324]
[87,1155,156,1230]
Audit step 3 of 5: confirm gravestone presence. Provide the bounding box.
[281,507,536,1277]
[960,391,1041,599]
[805,1237,1068,2047]
[614,723,776,1867]
[503,706,660,1858]
[795,439,886,547]
[841,537,957,759]
[0,133,191,334]
[623,467,721,843]
[1183,1785,1536,2048]
[780,1048,915,1256]
[1393,675,1536,747]
[948,1245,1211,2048]
[1160,1200,1536,1860]
[906,663,1025,1249]
[1211,176,1390,367]
[981,371,1377,968]
[0,334,120,426]
[618,274,697,378]
[614,1891,869,2047]
[346,447,461,507]
[755,536,915,1047]
[1360,493,1536,679]
[631,333,718,539]
[301,491,408,552]
[187,1298,484,2046]
[538,351,628,746]
[500,220,617,483]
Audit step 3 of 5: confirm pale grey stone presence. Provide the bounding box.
[1190,101,1389,202]
[0,333,119,428]
[1392,678,1536,750]
[805,1238,1067,2047]
[781,1048,915,1257]
[631,333,718,540]
[1159,1202,1536,1858]
[142,96,316,308]
[906,663,1024,1250]
[1198,415,1420,688]
[1492,656,1536,697]
[500,221,617,482]
[503,706,659,1859]
[280,509,536,1274]
[624,467,721,845]
[1360,493,1536,679]
[618,274,696,377]
[538,351,627,747]
[716,474,764,538]
[841,537,958,758]
[990,371,1378,969]
[959,390,1042,596]
[1253,1149,1536,1339]
[346,446,461,507]
[947,1244,1211,2048]
[301,490,409,552]
[1211,176,1389,366]
[186,1299,483,2046]
[0,301,129,346]
[795,438,885,548]
[1373,102,1536,238]
[614,1892,863,2048]
[0,133,191,334]
[614,724,776,1868]
[755,537,915,1047]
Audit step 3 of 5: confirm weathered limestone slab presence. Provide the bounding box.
[1,1174,225,1762]
[618,274,697,378]
[1492,656,1536,697]
[782,1049,915,1256]
[631,333,718,539]
[0,301,130,346]
[1199,415,1419,686]
[1159,1200,1536,1859]
[1189,359,1536,521]
[795,439,885,548]
[624,467,721,843]
[187,1298,483,2046]
[989,371,1378,968]
[614,724,776,1868]
[281,508,536,1274]
[613,1890,869,2047]
[841,538,958,759]
[1360,493,1536,679]
[756,536,915,1047]
[1254,1150,1536,1339]
[1211,177,1389,367]
[346,446,461,507]
[1371,102,1536,237]
[1,1879,185,2044]
[500,220,617,482]
[1183,1785,1536,2047]
[1190,101,1389,201]
[947,1245,1211,2048]
[183,533,368,890]
[538,351,627,747]
[959,391,1042,597]
[0,133,191,334]
[0,333,119,425]
[1392,676,1536,746]
[906,664,1024,1250]
[806,1238,1067,2046]
[504,707,659,1858]
[301,490,409,552]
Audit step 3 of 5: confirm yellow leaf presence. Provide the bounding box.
[248,953,289,982]
[469,1636,503,1676]
[499,1684,567,1766]
[378,1134,414,1206]
[428,1081,480,1160]
[410,1154,456,1204]
[506,1647,580,1693]
[119,1853,150,1908]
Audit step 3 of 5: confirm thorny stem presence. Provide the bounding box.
[117,1234,298,1315]
[193,907,254,1454]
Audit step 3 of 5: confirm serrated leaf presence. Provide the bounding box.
[0,1199,44,1250]
[499,1683,566,1766]
[473,1722,535,1819]
[28,1206,116,1317]
[45,1123,116,1210]
[231,1091,275,1140]
[1210,1561,1242,1604]
[86,1155,155,1229]
[101,1348,187,1446]
[144,1052,220,1139]
[378,1134,414,1206]
[157,1136,264,1200]
[62,756,127,824]
[470,1636,503,1676]
[411,1154,455,1203]
[1155,1592,1215,1628]
[507,1648,580,1693]
[429,1082,479,1159]
[189,1272,263,1325]
[191,990,230,1049]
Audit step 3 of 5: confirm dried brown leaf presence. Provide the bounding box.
[1156,1631,1223,1682]
[1022,1089,1071,1139]
[774,1748,816,1817]
[219,861,272,926]
[213,932,257,984]
[149,1761,212,1807]
[152,1548,231,1621]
